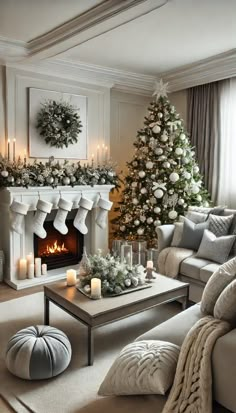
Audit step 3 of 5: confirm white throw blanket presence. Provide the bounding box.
[162,316,231,413]
[158,247,194,278]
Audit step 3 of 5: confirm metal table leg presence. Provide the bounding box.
[88,326,94,366]
[44,295,50,325]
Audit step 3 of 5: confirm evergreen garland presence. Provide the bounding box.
[36,100,83,149]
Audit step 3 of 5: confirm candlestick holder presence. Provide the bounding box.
[144,266,156,282]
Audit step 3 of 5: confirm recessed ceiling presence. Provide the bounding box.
[0,0,104,42]
[57,0,236,75]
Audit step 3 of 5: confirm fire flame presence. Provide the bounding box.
[45,240,69,255]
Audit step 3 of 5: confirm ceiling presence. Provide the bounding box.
[0,0,235,79]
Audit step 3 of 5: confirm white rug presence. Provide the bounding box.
[0,292,180,413]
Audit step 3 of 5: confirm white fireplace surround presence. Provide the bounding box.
[0,185,113,290]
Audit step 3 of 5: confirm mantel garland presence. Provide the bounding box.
[0,156,119,189]
[36,100,83,149]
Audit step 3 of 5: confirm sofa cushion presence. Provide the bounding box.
[185,211,208,223]
[178,218,209,251]
[136,304,202,347]
[196,229,235,264]
[180,256,212,281]
[98,340,180,396]
[200,263,220,283]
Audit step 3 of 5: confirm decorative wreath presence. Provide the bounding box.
[36,100,83,149]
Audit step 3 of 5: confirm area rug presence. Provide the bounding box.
[0,292,180,413]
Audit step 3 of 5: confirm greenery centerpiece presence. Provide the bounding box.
[79,251,144,296]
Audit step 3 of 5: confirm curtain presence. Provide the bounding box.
[187,82,221,203]
[217,77,236,208]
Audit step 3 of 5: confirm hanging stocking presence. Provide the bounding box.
[31,199,53,239]
[96,198,113,229]
[73,197,93,234]
[10,200,29,234]
[53,198,73,235]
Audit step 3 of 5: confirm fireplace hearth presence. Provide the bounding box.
[34,220,83,270]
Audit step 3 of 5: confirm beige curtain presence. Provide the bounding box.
[187,82,221,203]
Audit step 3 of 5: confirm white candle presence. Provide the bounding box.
[97,145,100,166]
[19,258,27,280]
[26,252,34,265]
[35,257,42,277]
[42,263,47,276]
[105,146,108,164]
[147,260,153,269]
[66,269,77,286]
[28,263,34,279]
[91,278,101,299]
[13,138,16,162]
[102,143,105,164]
[7,139,10,161]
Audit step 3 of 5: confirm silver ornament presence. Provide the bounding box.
[154,206,161,213]
[168,210,178,220]
[46,176,54,184]
[63,176,70,185]
[137,228,144,235]
[134,219,140,226]
[146,161,153,169]
[7,176,14,183]
[141,187,147,194]
[138,171,146,178]
[169,172,179,183]
[154,189,164,198]
[147,217,153,224]
[155,148,163,156]
[70,176,76,183]
[1,170,8,178]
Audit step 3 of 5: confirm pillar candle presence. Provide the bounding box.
[105,146,108,164]
[42,263,47,276]
[28,263,34,279]
[7,139,10,161]
[147,260,153,269]
[19,258,27,280]
[24,148,27,165]
[26,252,34,265]
[91,278,101,299]
[97,145,100,166]
[101,143,105,164]
[35,257,42,277]
[13,138,16,162]
[66,269,77,286]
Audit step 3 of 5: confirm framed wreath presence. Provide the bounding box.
[36,99,83,149]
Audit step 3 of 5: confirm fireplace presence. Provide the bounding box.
[34,220,84,270]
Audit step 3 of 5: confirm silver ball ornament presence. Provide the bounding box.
[1,170,8,178]
[140,215,146,222]
[70,176,76,183]
[178,198,185,205]
[154,189,164,199]
[168,210,178,220]
[163,161,170,168]
[139,171,146,178]
[158,112,163,119]
[63,176,70,185]
[196,194,202,202]
[134,219,140,226]
[161,134,168,142]
[192,185,200,194]
[132,198,139,205]
[193,165,199,173]
[137,227,144,235]
[169,172,179,183]
[120,225,126,232]
[147,217,153,224]
[155,148,163,156]
[7,176,14,183]
[146,161,154,169]
[152,125,161,134]
[175,147,183,156]
[154,207,161,214]
[132,182,138,188]
[141,187,147,194]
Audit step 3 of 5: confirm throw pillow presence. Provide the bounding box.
[178,217,209,251]
[171,222,183,247]
[98,340,180,396]
[185,211,208,224]
[209,214,234,237]
[229,214,236,256]
[214,280,236,325]
[188,206,225,216]
[201,256,236,315]
[196,229,236,264]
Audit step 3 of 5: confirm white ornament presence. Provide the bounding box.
[168,210,178,220]
[139,171,146,178]
[196,194,202,202]
[146,161,154,169]
[1,170,8,177]
[178,198,185,205]
[175,147,183,156]
[154,189,164,199]
[193,165,199,173]
[140,136,146,142]
[180,133,186,140]
[203,201,209,207]
[147,217,153,224]
[141,187,147,194]
[154,220,161,226]
[132,198,139,205]
[169,189,174,195]
[140,216,146,222]
[151,174,156,179]
[134,219,140,226]
[183,158,190,164]
[143,205,149,210]
[158,112,163,118]
[161,134,168,142]
[154,207,161,214]
[163,161,170,168]
[170,105,175,113]
[169,172,179,183]
[132,182,138,188]
[184,171,191,180]
[192,185,200,194]
[120,225,126,232]
[152,125,161,134]
[155,148,163,156]
[137,228,144,235]
[150,197,157,204]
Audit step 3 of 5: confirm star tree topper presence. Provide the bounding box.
[152,79,169,101]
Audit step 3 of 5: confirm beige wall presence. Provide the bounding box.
[0,65,5,155]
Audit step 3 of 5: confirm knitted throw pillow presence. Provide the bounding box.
[209,214,234,237]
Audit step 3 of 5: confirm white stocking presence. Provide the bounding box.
[10,200,29,234]
[73,197,93,234]
[96,198,113,229]
[31,199,53,239]
[53,198,73,235]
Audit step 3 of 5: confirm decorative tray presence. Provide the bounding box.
[76,283,152,299]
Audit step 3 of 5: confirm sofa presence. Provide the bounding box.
[156,208,236,303]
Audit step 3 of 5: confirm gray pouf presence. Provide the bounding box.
[6,325,72,380]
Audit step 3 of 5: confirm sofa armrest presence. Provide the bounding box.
[157,225,175,253]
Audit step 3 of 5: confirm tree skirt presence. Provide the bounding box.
[0,293,178,413]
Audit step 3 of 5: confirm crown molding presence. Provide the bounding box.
[25,0,168,62]
[162,49,236,91]
[0,36,27,63]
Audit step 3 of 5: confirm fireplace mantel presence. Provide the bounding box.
[0,185,114,289]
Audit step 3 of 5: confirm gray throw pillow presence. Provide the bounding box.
[209,214,233,237]
[214,280,236,325]
[178,217,209,251]
[171,222,183,247]
[185,211,208,224]
[196,229,236,264]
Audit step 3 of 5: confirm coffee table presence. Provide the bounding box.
[44,274,189,365]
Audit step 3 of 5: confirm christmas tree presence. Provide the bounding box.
[113,80,211,246]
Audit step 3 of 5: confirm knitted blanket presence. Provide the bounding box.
[162,316,231,413]
[158,247,194,278]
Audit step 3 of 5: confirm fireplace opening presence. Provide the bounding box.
[34,220,83,270]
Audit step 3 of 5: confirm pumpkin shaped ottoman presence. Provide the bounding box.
[6,325,72,380]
